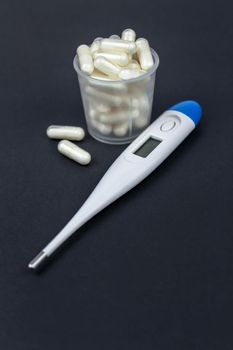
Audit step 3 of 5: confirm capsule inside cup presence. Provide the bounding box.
[121,28,136,42]
[94,52,129,67]
[100,38,137,55]
[77,44,94,75]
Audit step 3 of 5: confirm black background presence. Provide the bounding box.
[0,0,233,349]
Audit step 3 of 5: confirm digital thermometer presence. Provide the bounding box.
[29,100,202,269]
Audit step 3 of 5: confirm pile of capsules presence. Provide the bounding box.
[75,29,156,140]
[47,125,91,165]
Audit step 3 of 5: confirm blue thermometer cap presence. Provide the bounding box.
[169,100,202,126]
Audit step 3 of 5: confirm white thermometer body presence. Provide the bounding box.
[29,100,202,269]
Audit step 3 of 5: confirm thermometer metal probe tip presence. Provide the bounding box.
[28,251,48,270]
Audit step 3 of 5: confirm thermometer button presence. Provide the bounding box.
[160,120,176,132]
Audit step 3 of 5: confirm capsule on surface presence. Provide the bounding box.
[58,140,91,165]
[94,52,129,66]
[121,28,136,42]
[136,38,154,71]
[100,38,137,55]
[77,44,94,75]
[47,125,85,141]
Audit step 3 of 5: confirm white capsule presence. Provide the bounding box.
[94,52,129,66]
[85,86,123,106]
[87,104,109,121]
[136,38,154,71]
[88,77,128,93]
[131,108,141,119]
[77,44,94,75]
[94,121,112,135]
[109,34,120,39]
[100,38,137,55]
[119,68,144,80]
[89,117,98,129]
[90,37,102,55]
[127,59,140,70]
[121,28,136,42]
[94,56,121,78]
[113,122,129,136]
[89,70,128,93]
[131,94,150,110]
[89,106,98,120]
[90,69,113,80]
[58,140,91,165]
[132,95,150,129]
[93,102,112,114]
[46,125,85,141]
[85,86,138,109]
[133,115,149,129]
[98,109,129,124]
[127,75,151,94]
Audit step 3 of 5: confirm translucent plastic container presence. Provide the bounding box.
[73,49,159,144]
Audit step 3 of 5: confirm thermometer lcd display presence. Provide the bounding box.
[134,137,161,158]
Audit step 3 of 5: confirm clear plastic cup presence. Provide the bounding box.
[73,49,159,144]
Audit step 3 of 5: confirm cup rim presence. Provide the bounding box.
[73,48,159,84]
